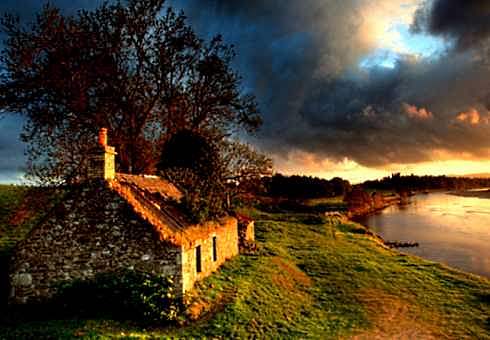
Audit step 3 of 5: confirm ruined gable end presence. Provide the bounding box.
[181,217,239,293]
[8,183,183,304]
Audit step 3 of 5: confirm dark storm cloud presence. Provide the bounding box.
[0,115,25,182]
[2,0,490,178]
[412,0,490,50]
[172,0,490,167]
[289,54,490,166]
[0,0,103,17]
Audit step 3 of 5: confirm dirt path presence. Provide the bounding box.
[350,289,446,340]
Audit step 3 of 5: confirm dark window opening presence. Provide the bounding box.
[196,245,202,273]
[212,236,217,262]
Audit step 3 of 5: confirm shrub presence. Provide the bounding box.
[163,167,228,223]
[54,270,181,323]
[158,131,228,223]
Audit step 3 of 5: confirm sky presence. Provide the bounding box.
[1,0,490,183]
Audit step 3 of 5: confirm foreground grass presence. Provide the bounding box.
[1,196,490,338]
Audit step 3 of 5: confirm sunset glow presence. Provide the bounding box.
[273,151,490,184]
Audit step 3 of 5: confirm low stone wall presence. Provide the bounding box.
[239,221,255,244]
[236,214,255,251]
[9,183,183,304]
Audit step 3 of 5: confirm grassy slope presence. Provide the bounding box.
[0,185,61,311]
[0,185,29,252]
[0,191,489,338]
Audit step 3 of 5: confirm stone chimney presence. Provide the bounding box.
[87,128,117,181]
[99,128,108,147]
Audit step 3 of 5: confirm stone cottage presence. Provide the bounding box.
[9,129,242,304]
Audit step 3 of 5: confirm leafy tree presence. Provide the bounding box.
[158,129,272,222]
[263,174,351,199]
[158,129,219,178]
[0,0,261,184]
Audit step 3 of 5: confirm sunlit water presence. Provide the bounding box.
[355,192,490,278]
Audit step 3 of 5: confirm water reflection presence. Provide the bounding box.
[356,193,490,278]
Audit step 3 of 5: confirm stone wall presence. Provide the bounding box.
[9,182,183,304]
[236,213,255,249]
[238,221,255,245]
[181,217,238,293]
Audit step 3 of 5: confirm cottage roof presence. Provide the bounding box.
[116,173,183,202]
[109,173,233,247]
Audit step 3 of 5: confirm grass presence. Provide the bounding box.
[0,185,29,251]
[0,184,62,313]
[0,190,490,338]
[256,195,347,215]
[303,196,347,212]
[364,189,397,195]
[304,196,345,206]
[0,184,61,254]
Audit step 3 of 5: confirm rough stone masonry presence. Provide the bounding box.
[9,129,243,304]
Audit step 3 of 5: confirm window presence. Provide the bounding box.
[212,236,217,262]
[196,245,202,273]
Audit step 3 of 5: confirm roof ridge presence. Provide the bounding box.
[109,179,191,246]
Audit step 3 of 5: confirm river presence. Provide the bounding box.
[355,192,490,278]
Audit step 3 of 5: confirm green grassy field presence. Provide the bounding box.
[0,189,489,339]
[304,196,347,210]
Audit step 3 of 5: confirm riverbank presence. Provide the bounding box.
[451,189,490,199]
[356,190,490,279]
[346,189,402,219]
[347,188,448,220]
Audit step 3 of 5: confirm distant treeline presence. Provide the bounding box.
[259,173,490,200]
[363,173,490,192]
[262,174,351,198]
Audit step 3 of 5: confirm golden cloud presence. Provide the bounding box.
[456,108,490,125]
[402,103,433,120]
